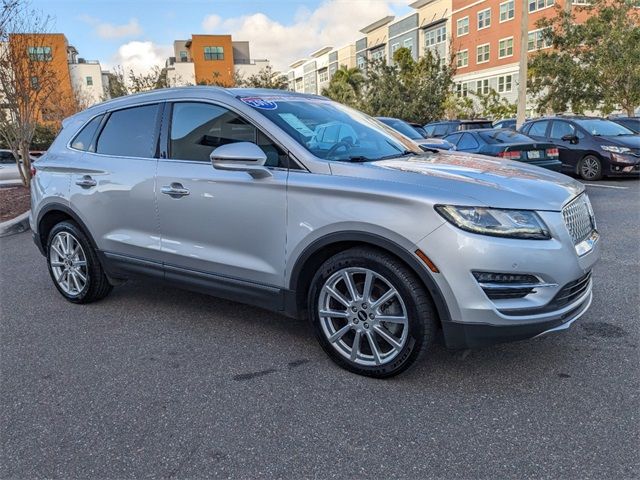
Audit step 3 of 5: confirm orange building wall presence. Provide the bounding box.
[189,34,235,86]
[451,0,590,75]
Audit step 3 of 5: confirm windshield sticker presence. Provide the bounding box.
[240,97,278,110]
[278,113,316,137]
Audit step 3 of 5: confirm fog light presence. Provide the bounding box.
[472,272,538,284]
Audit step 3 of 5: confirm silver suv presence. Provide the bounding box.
[30,88,600,377]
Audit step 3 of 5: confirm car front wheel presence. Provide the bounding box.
[309,247,437,378]
[579,155,603,181]
[46,221,113,303]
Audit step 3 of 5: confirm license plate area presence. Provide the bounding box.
[527,150,543,159]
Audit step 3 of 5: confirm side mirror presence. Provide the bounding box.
[561,134,578,144]
[210,142,272,179]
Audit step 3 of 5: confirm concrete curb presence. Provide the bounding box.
[0,210,30,237]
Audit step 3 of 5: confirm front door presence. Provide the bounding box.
[156,101,288,288]
[548,120,585,172]
[68,103,162,263]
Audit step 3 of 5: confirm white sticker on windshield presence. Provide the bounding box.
[278,113,316,137]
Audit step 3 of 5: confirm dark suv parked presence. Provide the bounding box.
[520,116,640,180]
[423,119,493,138]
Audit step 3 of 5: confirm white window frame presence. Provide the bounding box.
[499,0,515,22]
[404,38,414,52]
[318,69,328,83]
[498,36,514,58]
[528,28,552,52]
[477,8,492,30]
[456,82,469,98]
[457,16,469,37]
[476,43,490,64]
[391,42,400,53]
[436,25,447,44]
[476,78,489,95]
[457,49,468,68]
[528,0,554,13]
[497,74,513,93]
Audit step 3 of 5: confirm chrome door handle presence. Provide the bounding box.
[161,183,190,198]
[75,175,97,188]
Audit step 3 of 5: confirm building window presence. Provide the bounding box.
[203,46,224,60]
[27,46,52,62]
[476,79,489,95]
[179,51,188,62]
[30,76,39,90]
[456,82,469,98]
[425,25,446,47]
[457,49,468,68]
[391,42,400,55]
[529,0,554,12]
[403,38,414,53]
[528,29,552,51]
[370,47,385,61]
[499,37,514,58]
[476,44,490,64]
[357,56,366,70]
[457,17,469,36]
[318,68,328,83]
[572,0,591,4]
[497,74,513,93]
[477,9,491,30]
[500,0,515,22]
[86,76,93,86]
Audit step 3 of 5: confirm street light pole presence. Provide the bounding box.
[516,0,529,129]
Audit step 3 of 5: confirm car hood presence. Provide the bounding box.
[329,150,584,211]
[600,135,640,148]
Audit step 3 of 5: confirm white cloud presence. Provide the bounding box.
[79,15,142,39]
[108,41,172,76]
[201,0,407,71]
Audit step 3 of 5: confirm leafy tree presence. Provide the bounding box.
[242,65,288,89]
[528,0,640,115]
[321,65,365,107]
[359,48,454,125]
[443,94,476,120]
[472,88,517,120]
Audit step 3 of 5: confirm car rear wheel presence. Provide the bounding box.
[579,155,602,181]
[46,221,112,303]
[308,247,437,378]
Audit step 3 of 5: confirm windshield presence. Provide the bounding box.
[479,130,533,144]
[239,96,422,162]
[574,119,634,136]
[377,118,422,140]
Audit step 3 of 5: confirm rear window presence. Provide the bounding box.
[479,130,532,144]
[96,104,160,158]
[461,121,492,130]
[0,151,16,164]
[433,124,452,136]
[71,115,103,152]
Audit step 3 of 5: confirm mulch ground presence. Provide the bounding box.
[0,184,30,222]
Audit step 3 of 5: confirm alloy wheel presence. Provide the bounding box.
[318,267,409,366]
[49,231,88,296]
[581,157,600,180]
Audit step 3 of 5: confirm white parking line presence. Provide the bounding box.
[582,183,628,190]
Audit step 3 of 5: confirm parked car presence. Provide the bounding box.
[376,117,455,151]
[423,119,493,138]
[520,116,640,180]
[493,118,516,130]
[407,122,428,138]
[31,88,600,377]
[608,116,640,134]
[0,149,21,183]
[443,129,562,171]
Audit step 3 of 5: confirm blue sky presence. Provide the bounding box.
[30,0,411,72]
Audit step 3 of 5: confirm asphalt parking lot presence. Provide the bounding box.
[1,178,639,479]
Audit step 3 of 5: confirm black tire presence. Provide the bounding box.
[308,247,437,378]
[46,221,112,303]
[578,155,603,181]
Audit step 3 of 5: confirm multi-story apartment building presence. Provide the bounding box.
[4,33,109,124]
[164,35,271,87]
[287,44,356,95]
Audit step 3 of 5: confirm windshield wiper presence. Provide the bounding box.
[377,150,418,160]
[341,156,374,163]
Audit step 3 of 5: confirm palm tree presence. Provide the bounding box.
[330,65,365,96]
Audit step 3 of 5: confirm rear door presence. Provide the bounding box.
[68,103,163,263]
[524,120,550,142]
[549,120,585,172]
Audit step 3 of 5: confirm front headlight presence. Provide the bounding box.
[435,205,551,239]
[601,145,630,154]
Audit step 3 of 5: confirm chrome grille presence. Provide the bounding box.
[562,194,595,244]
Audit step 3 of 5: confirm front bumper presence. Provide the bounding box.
[417,208,600,349]
[608,154,640,176]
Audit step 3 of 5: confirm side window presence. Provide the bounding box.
[424,125,435,136]
[96,105,160,158]
[0,151,15,164]
[445,133,462,146]
[528,120,549,137]
[550,121,575,139]
[433,124,450,136]
[71,115,103,152]
[169,102,288,168]
[457,133,479,150]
